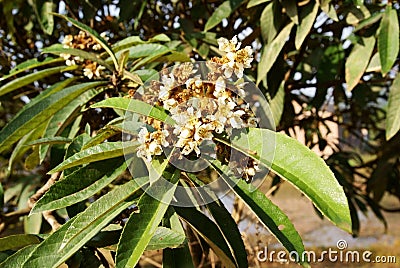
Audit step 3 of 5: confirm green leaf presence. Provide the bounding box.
[210,161,309,267]
[204,0,243,31]
[112,36,145,53]
[39,87,103,162]
[91,97,175,125]
[365,53,381,73]
[0,65,77,97]
[187,173,247,267]
[27,137,72,146]
[0,80,105,154]
[269,80,285,125]
[33,0,55,34]
[345,36,376,91]
[174,206,237,268]
[260,1,283,44]
[9,178,147,268]
[247,0,271,8]
[148,33,171,43]
[0,245,37,268]
[52,13,119,70]
[43,44,113,71]
[0,57,64,82]
[257,22,294,84]
[31,157,128,214]
[295,1,318,49]
[116,170,180,268]
[115,43,169,60]
[146,227,186,251]
[48,141,139,174]
[378,5,399,75]
[386,74,400,140]
[0,235,40,251]
[216,128,352,232]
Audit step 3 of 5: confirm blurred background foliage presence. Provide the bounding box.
[0,0,399,238]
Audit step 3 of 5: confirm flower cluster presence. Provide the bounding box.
[134,36,261,182]
[60,31,107,79]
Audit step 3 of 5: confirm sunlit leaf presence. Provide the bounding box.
[91,97,175,125]
[48,141,139,174]
[215,128,352,232]
[0,65,77,97]
[257,22,294,84]
[378,5,399,75]
[204,0,243,31]
[0,235,40,251]
[345,36,375,91]
[31,157,128,214]
[116,170,180,268]
[210,160,309,267]
[33,0,55,34]
[0,81,105,153]
[295,1,318,49]
[5,178,147,268]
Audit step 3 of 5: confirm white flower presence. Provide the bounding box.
[159,74,175,101]
[218,36,241,53]
[62,35,73,48]
[83,67,94,79]
[230,110,246,129]
[94,65,105,77]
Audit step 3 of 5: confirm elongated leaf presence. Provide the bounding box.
[0,65,77,97]
[32,157,127,214]
[0,58,64,82]
[115,43,169,60]
[174,206,236,268]
[43,45,113,70]
[8,178,147,268]
[39,86,105,162]
[257,22,294,84]
[247,0,272,8]
[216,128,352,232]
[386,74,400,140]
[27,137,72,146]
[52,13,118,69]
[91,97,175,125]
[345,36,376,91]
[204,0,243,31]
[33,0,55,34]
[0,245,37,268]
[146,226,186,251]
[260,1,282,44]
[295,1,318,49]
[187,173,247,268]
[378,5,399,75]
[269,81,285,125]
[210,161,309,267]
[116,170,180,268]
[48,141,139,174]
[0,81,105,153]
[203,193,247,267]
[0,235,41,251]
[112,36,145,53]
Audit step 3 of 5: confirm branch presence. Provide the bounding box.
[28,172,60,209]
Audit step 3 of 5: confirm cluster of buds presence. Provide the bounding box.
[60,31,107,79]
[135,36,261,182]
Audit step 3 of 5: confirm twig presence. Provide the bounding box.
[0,207,31,234]
[43,211,61,231]
[28,172,60,209]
